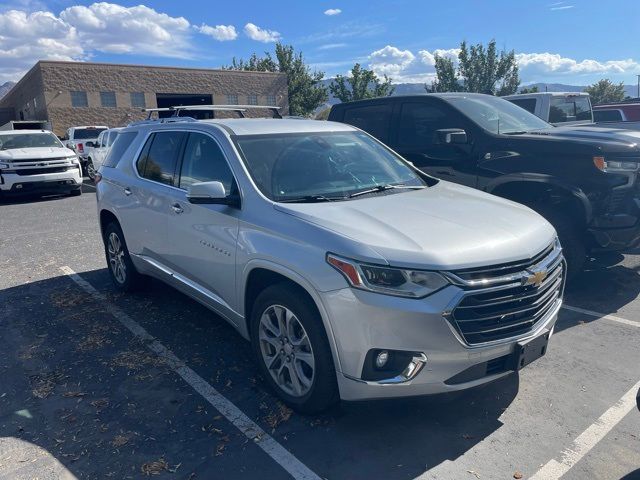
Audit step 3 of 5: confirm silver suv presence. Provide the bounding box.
[96,117,564,412]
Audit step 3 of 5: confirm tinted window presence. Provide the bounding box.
[549,96,592,123]
[342,104,392,143]
[73,128,106,140]
[104,131,137,168]
[179,133,235,192]
[593,109,623,122]
[508,98,537,114]
[398,102,459,146]
[138,131,185,185]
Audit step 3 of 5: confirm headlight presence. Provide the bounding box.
[327,253,449,298]
[0,163,9,169]
[593,156,640,173]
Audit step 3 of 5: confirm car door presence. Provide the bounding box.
[124,130,187,262]
[163,131,240,317]
[389,99,478,187]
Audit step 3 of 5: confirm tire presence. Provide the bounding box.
[250,283,339,414]
[103,222,144,292]
[537,208,586,280]
[86,158,96,181]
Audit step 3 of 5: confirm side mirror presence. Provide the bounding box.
[436,128,468,145]
[187,181,240,207]
[85,141,95,148]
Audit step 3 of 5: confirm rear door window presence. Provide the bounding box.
[137,131,186,185]
[342,104,392,143]
[508,98,537,114]
[103,131,138,168]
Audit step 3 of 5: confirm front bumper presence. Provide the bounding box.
[320,285,561,402]
[0,168,82,194]
[589,197,640,250]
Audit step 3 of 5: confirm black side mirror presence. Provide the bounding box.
[85,141,95,148]
[436,128,468,145]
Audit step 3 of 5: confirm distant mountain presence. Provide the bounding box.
[0,81,16,100]
[317,79,638,113]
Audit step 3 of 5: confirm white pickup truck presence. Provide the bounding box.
[84,127,121,181]
[504,92,640,131]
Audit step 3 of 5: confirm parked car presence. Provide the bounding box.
[328,93,640,277]
[503,92,593,126]
[504,92,640,131]
[64,125,108,174]
[85,128,122,181]
[96,117,564,412]
[0,129,82,197]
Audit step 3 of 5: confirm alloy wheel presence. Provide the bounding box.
[87,161,96,181]
[258,304,315,398]
[107,232,126,284]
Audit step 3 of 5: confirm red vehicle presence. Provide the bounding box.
[593,101,640,122]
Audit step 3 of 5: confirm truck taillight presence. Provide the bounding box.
[77,143,84,152]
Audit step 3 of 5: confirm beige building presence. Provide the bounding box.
[0,60,289,136]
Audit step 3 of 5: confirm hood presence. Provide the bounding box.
[274,182,556,270]
[532,125,640,151]
[0,147,75,161]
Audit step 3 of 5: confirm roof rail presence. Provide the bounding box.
[128,116,198,127]
[142,105,282,120]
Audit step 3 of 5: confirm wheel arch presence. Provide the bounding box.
[99,208,120,237]
[241,261,343,373]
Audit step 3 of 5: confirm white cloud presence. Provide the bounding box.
[0,9,83,83]
[550,5,574,10]
[317,43,348,51]
[244,22,281,42]
[366,44,640,84]
[59,3,191,57]
[324,8,342,16]
[197,24,237,41]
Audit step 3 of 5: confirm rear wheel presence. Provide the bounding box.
[103,222,144,292]
[250,283,338,413]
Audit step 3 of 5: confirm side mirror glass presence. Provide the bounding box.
[436,128,468,145]
[187,181,240,207]
[85,141,95,148]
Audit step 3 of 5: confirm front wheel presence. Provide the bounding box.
[250,283,338,413]
[538,208,586,279]
[86,158,96,181]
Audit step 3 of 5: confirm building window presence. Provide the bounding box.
[130,92,146,108]
[247,94,258,106]
[227,94,238,105]
[266,95,276,106]
[70,90,88,108]
[100,91,117,108]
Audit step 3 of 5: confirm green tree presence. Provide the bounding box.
[329,63,395,102]
[224,43,327,117]
[584,79,626,105]
[519,85,539,94]
[425,55,461,92]
[428,39,520,95]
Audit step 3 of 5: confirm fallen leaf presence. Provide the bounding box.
[514,471,523,479]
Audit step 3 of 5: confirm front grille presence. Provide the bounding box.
[446,244,564,345]
[15,166,70,175]
[9,157,69,163]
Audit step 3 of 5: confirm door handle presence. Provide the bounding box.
[171,203,184,214]
[123,187,132,196]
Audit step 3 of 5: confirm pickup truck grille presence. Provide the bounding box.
[15,166,70,175]
[445,243,564,345]
[9,157,69,163]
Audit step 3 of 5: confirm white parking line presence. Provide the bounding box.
[530,380,640,480]
[562,304,640,328]
[59,266,321,480]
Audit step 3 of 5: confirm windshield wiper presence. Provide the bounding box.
[277,195,346,203]
[348,184,426,199]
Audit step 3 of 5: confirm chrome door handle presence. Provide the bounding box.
[171,203,184,214]
[123,187,132,196]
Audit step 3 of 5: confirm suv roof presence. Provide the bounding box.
[126,118,355,136]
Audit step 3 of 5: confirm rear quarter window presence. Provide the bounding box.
[508,98,537,114]
[103,131,138,168]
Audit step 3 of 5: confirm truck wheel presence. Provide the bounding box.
[538,209,586,280]
[103,222,144,292]
[86,158,96,181]
[250,283,339,414]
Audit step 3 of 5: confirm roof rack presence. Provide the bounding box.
[142,105,282,120]
[127,116,198,127]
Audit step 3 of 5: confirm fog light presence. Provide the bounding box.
[15,184,22,189]
[376,350,389,368]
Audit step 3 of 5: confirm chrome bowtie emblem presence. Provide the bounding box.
[523,269,547,287]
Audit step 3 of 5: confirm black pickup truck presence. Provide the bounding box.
[328,93,640,277]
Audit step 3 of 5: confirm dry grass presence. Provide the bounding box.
[263,402,293,431]
[111,350,166,370]
[141,458,168,476]
[30,371,66,399]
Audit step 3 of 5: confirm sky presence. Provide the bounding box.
[1,0,639,86]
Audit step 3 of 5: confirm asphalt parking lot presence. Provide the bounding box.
[1,183,639,480]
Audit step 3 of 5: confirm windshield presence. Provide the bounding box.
[73,128,106,140]
[549,96,593,123]
[446,95,551,134]
[235,131,426,201]
[0,132,64,150]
